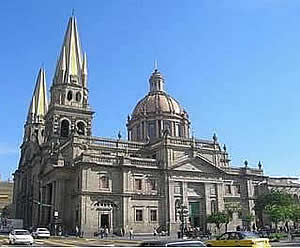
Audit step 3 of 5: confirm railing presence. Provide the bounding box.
[73,136,146,150]
[75,153,158,167]
[168,136,216,149]
[130,157,157,167]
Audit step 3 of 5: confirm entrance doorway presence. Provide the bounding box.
[189,202,200,227]
[101,214,109,228]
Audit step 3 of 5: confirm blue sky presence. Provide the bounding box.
[1,0,300,180]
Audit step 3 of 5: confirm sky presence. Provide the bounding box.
[1,0,300,180]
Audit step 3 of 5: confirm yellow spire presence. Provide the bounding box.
[54,16,84,85]
[27,68,48,123]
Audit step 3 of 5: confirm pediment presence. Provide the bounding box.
[171,155,225,175]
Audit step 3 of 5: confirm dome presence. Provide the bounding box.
[131,91,187,120]
[127,68,190,142]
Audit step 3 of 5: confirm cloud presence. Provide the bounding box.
[0,144,18,155]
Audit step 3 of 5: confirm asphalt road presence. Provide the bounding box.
[2,235,300,247]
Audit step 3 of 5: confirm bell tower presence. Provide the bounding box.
[23,67,48,145]
[45,15,93,142]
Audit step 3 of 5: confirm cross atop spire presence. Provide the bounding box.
[53,15,86,86]
[27,68,48,124]
[154,59,158,70]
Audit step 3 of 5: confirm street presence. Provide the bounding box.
[2,235,300,247]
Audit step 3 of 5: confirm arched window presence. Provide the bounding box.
[61,119,70,137]
[67,91,73,101]
[76,92,81,102]
[211,200,217,214]
[76,122,85,135]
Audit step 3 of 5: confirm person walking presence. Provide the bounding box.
[75,225,79,237]
[104,226,109,238]
[129,228,134,240]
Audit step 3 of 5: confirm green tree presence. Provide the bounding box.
[254,190,295,229]
[207,212,230,234]
[291,205,300,229]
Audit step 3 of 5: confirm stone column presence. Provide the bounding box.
[216,184,225,211]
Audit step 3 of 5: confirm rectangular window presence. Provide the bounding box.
[148,121,156,138]
[136,125,140,140]
[100,176,109,189]
[236,185,241,194]
[149,179,157,190]
[135,179,142,190]
[150,209,157,221]
[175,124,181,137]
[174,182,181,194]
[225,185,232,194]
[136,209,143,221]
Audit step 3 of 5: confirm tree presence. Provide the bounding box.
[207,212,230,234]
[254,190,295,229]
[291,205,300,229]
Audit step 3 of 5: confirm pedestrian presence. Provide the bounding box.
[129,227,134,240]
[153,227,157,236]
[122,227,125,237]
[100,227,104,239]
[104,226,109,238]
[75,225,79,237]
[236,225,241,231]
[120,228,123,237]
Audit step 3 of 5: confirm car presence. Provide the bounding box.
[139,239,206,247]
[206,231,270,247]
[8,229,34,245]
[32,227,51,238]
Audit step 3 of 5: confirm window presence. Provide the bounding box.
[100,176,109,189]
[236,185,241,194]
[149,179,157,190]
[148,121,156,138]
[175,124,181,137]
[210,185,216,195]
[135,179,142,190]
[61,119,69,137]
[163,121,171,135]
[67,91,73,101]
[136,125,140,140]
[136,209,143,221]
[76,92,81,102]
[211,200,217,214]
[174,182,181,194]
[76,122,85,135]
[150,209,157,221]
[225,185,231,194]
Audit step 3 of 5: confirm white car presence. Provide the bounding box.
[32,227,51,238]
[8,229,34,245]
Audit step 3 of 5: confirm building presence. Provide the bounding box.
[0,180,14,218]
[13,15,300,236]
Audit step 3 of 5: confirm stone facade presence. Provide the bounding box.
[13,16,300,237]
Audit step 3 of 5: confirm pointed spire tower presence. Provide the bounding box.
[46,15,93,142]
[23,68,48,144]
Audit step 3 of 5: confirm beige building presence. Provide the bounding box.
[0,181,13,218]
[13,15,300,236]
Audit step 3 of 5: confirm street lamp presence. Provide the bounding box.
[176,202,189,238]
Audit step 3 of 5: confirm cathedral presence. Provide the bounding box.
[13,15,300,237]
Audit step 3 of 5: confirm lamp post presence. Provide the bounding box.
[177,202,189,238]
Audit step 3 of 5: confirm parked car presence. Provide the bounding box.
[206,231,270,247]
[8,229,34,245]
[32,227,51,238]
[139,239,206,247]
